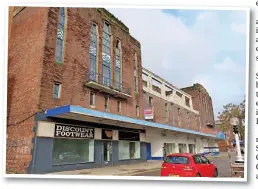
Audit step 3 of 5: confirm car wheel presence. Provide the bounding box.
[196,173,201,177]
[214,169,218,177]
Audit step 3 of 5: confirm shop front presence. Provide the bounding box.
[30,119,146,174]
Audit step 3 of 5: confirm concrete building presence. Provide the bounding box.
[141,68,224,160]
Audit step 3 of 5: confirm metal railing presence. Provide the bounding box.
[85,71,131,96]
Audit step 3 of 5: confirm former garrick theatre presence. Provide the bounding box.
[7,7,225,174]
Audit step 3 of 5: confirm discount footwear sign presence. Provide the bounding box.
[54,124,94,139]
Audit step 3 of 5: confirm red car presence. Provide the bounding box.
[161,153,218,177]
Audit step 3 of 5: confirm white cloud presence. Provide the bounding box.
[214,57,245,73]
[108,8,216,87]
[108,8,247,116]
[231,23,246,34]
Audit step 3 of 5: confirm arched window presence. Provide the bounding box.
[134,53,138,92]
[115,40,122,90]
[56,7,66,64]
[102,22,111,86]
[90,23,98,81]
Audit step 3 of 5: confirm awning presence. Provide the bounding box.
[45,105,223,139]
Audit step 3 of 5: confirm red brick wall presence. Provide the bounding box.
[7,7,49,173]
[38,8,143,119]
[142,91,200,131]
[182,84,216,135]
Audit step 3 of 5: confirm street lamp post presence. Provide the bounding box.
[230,117,244,164]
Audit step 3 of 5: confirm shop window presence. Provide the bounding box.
[52,138,94,165]
[164,143,176,154]
[178,143,187,153]
[188,144,196,153]
[118,130,141,160]
[119,141,141,160]
[102,129,113,140]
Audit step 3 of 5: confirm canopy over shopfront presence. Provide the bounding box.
[45,105,225,140]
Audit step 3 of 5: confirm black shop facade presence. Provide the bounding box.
[29,114,147,174]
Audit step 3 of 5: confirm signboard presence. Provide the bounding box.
[54,124,94,139]
[144,108,153,120]
[102,129,113,140]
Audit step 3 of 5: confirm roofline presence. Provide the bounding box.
[142,67,193,98]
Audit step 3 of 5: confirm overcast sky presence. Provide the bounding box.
[108,8,248,119]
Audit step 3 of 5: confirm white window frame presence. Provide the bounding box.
[53,82,62,99]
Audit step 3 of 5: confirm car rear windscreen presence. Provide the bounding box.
[164,156,189,164]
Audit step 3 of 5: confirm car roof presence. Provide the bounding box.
[167,153,195,157]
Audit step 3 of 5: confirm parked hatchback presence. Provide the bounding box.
[161,153,218,177]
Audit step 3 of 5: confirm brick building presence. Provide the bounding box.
[141,68,223,160]
[181,83,219,152]
[7,7,225,174]
[7,7,146,174]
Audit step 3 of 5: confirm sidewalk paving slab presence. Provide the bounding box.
[48,160,163,176]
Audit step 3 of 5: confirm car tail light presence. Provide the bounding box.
[161,163,167,169]
[184,165,194,171]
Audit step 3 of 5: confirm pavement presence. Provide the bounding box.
[48,152,233,177]
[48,160,163,176]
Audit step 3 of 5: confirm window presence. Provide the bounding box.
[117,101,121,112]
[142,73,148,87]
[195,115,198,129]
[176,91,183,98]
[178,108,181,127]
[165,85,173,96]
[187,112,190,128]
[178,143,187,153]
[55,7,66,64]
[185,97,190,107]
[115,40,122,90]
[104,96,109,112]
[171,103,175,125]
[118,131,141,160]
[52,138,94,164]
[164,143,176,154]
[188,144,196,153]
[102,22,111,86]
[134,53,138,92]
[151,78,161,93]
[165,103,168,123]
[148,96,153,107]
[164,156,189,164]
[90,23,98,81]
[136,105,140,118]
[53,82,61,99]
[89,91,95,106]
[193,155,202,164]
[119,141,141,160]
[200,156,210,164]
